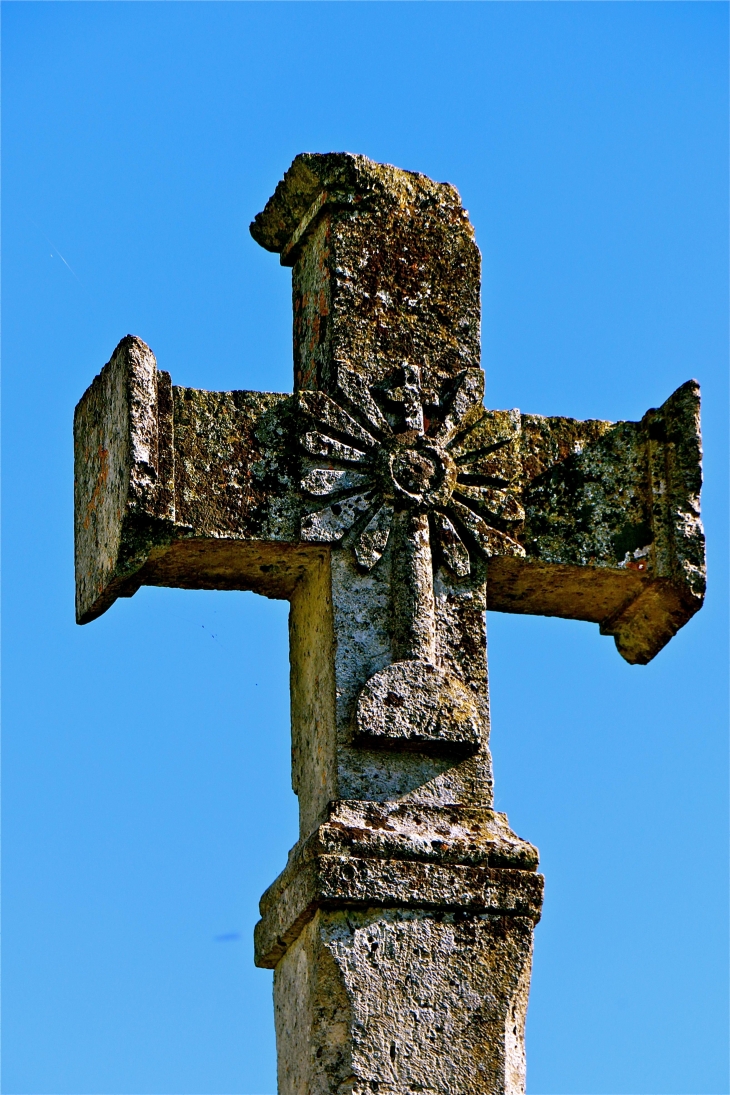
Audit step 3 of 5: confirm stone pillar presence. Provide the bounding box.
[258,800,542,1095]
[250,155,544,1095]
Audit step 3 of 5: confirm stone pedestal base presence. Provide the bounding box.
[255,802,543,1095]
[275,907,535,1095]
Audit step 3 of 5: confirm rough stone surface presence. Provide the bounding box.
[255,800,542,971]
[74,152,706,1094]
[354,660,482,755]
[274,909,535,1095]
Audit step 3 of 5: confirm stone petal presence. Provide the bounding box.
[454,484,525,525]
[302,431,369,464]
[301,492,374,543]
[432,511,471,577]
[448,407,521,457]
[354,503,393,569]
[298,391,378,450]
[433,368,484,444]
[450,499,526,558]
[336,365,392,436]
[301,467,373,497]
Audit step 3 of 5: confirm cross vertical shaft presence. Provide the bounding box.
[251,154,541,1095]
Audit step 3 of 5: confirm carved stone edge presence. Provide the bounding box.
[353,661,483,756]
[599,575,703,664]
[601,379,705,663]
[249,152,466,258]
[254,800,543,969]
[74,335,178,624]
[254,855,544,969]
[279,188,362,268]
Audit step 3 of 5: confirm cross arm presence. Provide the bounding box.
[487,380,705,664]
[73,335,308,623]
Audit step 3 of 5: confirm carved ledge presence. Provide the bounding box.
[254,800,543,969]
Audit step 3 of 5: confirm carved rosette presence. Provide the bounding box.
[297,363,526,755]
[298,363,526,573]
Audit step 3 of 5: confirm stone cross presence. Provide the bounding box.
[74,154,706,1095]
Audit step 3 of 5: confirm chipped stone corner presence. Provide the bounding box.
[73,335,175,624]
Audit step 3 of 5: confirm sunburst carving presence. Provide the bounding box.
[298,363,526,574]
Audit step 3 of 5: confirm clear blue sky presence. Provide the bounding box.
[2,4,727,1094]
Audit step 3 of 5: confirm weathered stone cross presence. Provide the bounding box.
[74,154,705,1094]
